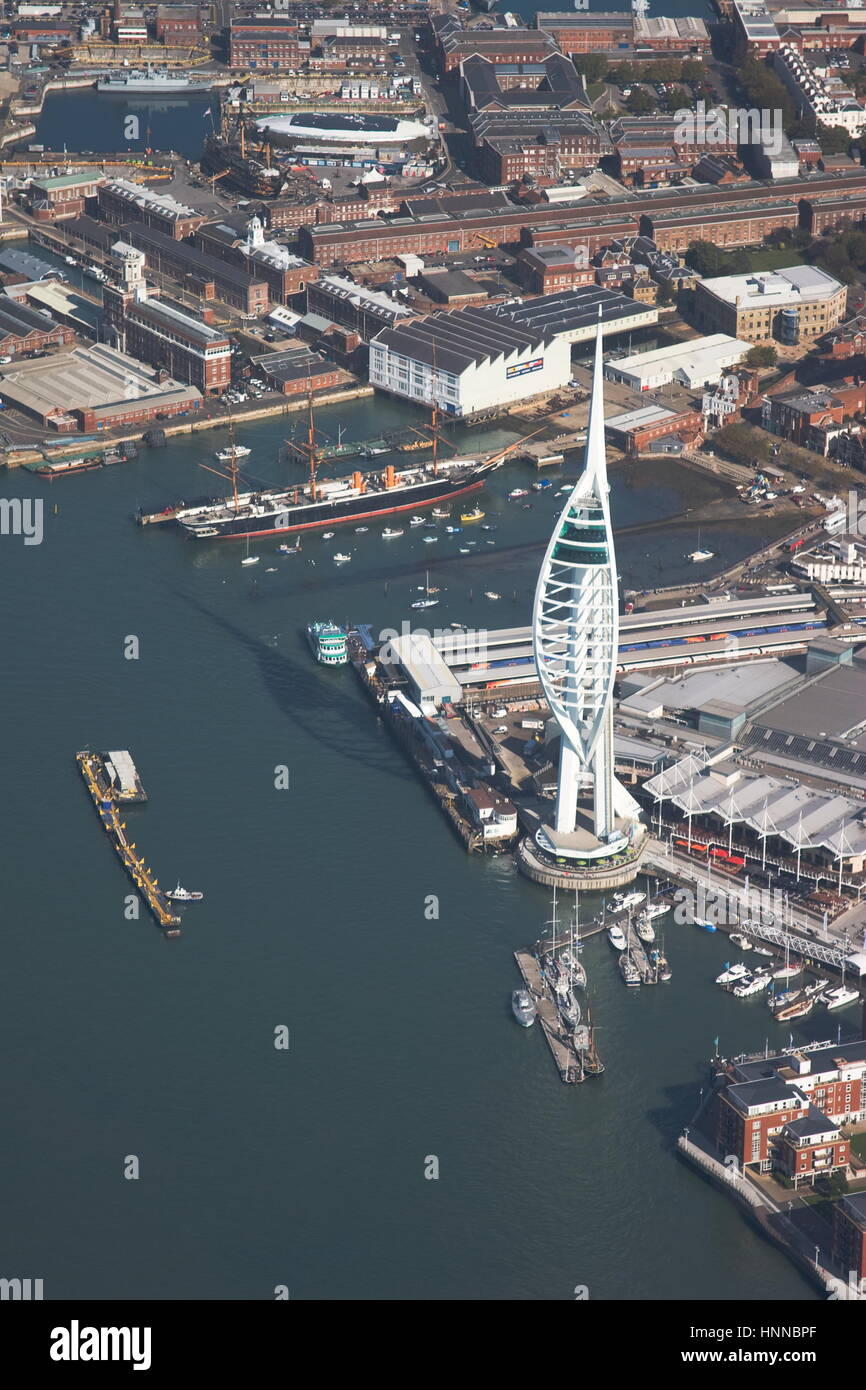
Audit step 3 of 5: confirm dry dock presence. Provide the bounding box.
[76,752,181,934]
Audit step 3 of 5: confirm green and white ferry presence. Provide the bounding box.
[307,621,348,666]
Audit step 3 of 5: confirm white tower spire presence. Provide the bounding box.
[532,308,619,846]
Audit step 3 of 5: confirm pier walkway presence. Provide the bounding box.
[513,949,603,1083]
[76,752,181,934]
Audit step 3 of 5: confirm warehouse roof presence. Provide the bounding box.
[604,334,751,383]
[372,301,548,374]
[0,343,200,418]
[492,285,651,338]
[0,293,63,340]
[120,224,268,290]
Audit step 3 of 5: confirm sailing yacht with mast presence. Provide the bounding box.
[172,388,542,542]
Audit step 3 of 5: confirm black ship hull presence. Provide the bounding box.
[179,466,492,540]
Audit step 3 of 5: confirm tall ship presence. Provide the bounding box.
[172,398,528,542]
[97,67,213,95]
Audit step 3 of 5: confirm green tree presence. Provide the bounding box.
[746,345,777,368]
[575,54,608,84]
[816,122,853,156]
[626,88,655,115]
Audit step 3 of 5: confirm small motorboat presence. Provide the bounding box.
[645,902,669,920]
[729,933,753,950]
[216,444,251,461]
[333,553,351,564]
[716,962,750,986]
[410,598,438,609]
[607,925,627,951]
[481,524,497,531]
[279,541,301,554]
[692,917,717,932]
[445,525,462,533]
[354,526,369,533]
[321,531,335,540]
[166,883,204,903]
[511,989,536,1027]
[751,944,774,957]
[409,515,425,526]
[241,555,260,567]
[382,528,404,539]
[432,507,450,517]
[484,591,501,600]
[657,955,672,982]
[508,489,528,499]
[423,535,438,543]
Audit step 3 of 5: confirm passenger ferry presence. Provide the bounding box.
[306,621,348,665]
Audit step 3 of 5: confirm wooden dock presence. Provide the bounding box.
[514,950,603,1083]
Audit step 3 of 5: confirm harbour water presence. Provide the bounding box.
[32,88,219,159]
[0,406,843,1300]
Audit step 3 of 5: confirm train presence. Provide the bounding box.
[619,620,825,654]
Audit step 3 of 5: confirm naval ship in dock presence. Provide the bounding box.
[97,66,213,95]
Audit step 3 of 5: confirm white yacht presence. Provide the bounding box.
[823,985,860,1010]
[607,924,627,951]
[716,962,750,986]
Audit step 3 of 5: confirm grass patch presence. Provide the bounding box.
[850,1133,866,1161]
[587,82,606,100]
[747,247,807,272]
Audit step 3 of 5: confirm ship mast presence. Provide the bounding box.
[431,340,439,477]
[306,377,318,501]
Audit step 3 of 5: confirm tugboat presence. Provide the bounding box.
[511,989,536,1027]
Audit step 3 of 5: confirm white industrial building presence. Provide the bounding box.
[369,305,570,415]
[603,334,751,391]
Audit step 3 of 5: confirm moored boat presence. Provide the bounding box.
[607,924,627,951]
[511,989,536,1027]
[306,620,347,665]
[166,883,204,903]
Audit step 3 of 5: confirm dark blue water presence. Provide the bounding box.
[0,403,839,1300]
[33,88,220,158]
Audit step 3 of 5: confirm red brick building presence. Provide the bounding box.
[643,199,800,252]
[98,180,205,241]
[155,5,201,43]
[534,12,633,55]
[517,245,595,294]
[27,172,105,223]
[229,21,307,71]
[774,1112,849,1189]
[832,1193,866,1291]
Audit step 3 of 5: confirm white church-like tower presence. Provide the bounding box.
[531,314,641,865]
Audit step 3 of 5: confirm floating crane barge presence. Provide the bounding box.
[76,751,181,935]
